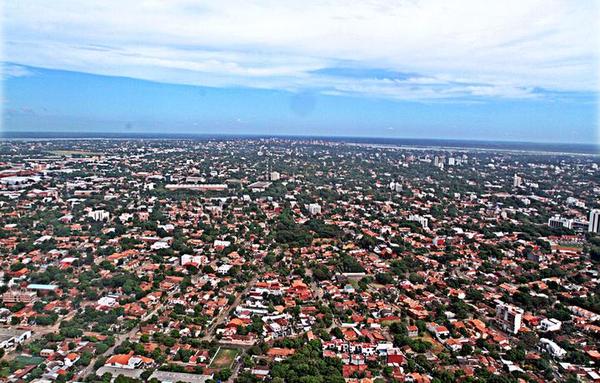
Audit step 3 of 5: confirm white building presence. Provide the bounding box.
[213,239,231,248]
[408,214,428,229]
[35,235,52,244]
[589,209,600,233]
[548,215,572,229]
[217,264,233,275]
[308,203,322,215]
[270,171,280,181]
[181,254,205,266]
[389,182,403,193]
[0,329,32,349]
[96,295,119,309]
[566,197,585,208]
[88,210,110,221]
[539,318,562,332]
[513,174,523,188]
[495,300,523,334]
[119,213,133,222]
[151,241,170,250]
[539,338,566,359]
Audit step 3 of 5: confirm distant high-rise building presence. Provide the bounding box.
[548,214,588,232]
[548,215,572,229]
[513,174,522,188]
[308,203,322,215]
[408,214,428,229]
[88,210,110,221]
[389,181,403,193]
[2,289,37,304]
[589,209,600,233]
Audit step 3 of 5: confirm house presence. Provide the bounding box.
[444,338,463,352]
[407,325,419,337]
[539,338,566,359]
[64,353,80,367]
[0,328,32,349]
[251,366,270,380]
[266,347,295,361]
[105,351,154,369]
[426,323,449,339]
[539,318,562,332]
[217,264,233,275]
[96,295,119,310]
[342,364,370,378]
[387,353,405,366]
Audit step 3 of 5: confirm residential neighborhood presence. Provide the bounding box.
[0,138,598,383]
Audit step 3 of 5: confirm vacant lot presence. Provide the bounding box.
[209,348,239,369]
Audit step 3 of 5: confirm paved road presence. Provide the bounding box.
[202,276,258,342]
[77,273,257,379]
[77,306,160,379]
[77,324,138,379]
[228,354,244,383]
[3,311,77,361]
[200,276,259,382]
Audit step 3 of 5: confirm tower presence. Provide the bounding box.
[589,209,600,233]
[513,174,522,188]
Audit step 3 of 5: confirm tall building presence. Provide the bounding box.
[308,203,322,215]
[589,209,600,233]
[513,174,522,188]
[88,209,110,221]
[408,214,429,229]
[495,301,523,334]
[389,181,402,193]
[548,215,572,229]
[2,290,37,304]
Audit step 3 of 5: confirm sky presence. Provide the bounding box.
[1,0,599,143]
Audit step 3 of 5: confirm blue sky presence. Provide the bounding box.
[1,1,599,143]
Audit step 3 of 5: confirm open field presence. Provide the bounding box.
[418,333,445,354]
[209,348,239,369]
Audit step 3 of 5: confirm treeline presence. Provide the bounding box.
[270,340,345,383]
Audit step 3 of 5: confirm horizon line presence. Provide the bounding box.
[1,131,598,154]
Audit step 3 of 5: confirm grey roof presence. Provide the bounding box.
[149,370,214,383]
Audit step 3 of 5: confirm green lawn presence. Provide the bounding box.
[0,355,45,377]
[14,355,44,367]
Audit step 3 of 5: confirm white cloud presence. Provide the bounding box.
[0,63,33,79]
[2,0,599,100]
